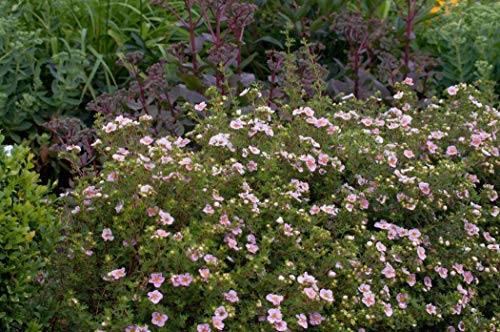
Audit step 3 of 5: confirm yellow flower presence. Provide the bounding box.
[430,0,459,14]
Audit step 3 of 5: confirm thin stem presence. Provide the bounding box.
[186,1,199,75]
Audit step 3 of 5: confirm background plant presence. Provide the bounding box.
[1,0,180,189]
[419,1,500,95]
[87,0,259,139]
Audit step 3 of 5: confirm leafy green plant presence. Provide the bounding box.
[1,0,183,191]
[420,1,500,94]
[0,136,59,331]
[0,14,47,143]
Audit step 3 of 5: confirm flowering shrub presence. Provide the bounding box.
[53,82,499,331]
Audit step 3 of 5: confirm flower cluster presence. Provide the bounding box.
[58,83,498,331]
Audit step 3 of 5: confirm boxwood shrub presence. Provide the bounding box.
[0,136,58,331]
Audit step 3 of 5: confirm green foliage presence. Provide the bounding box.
[0,14,46,143]
[0,0,180,189]
[420,1,500,93]
[49,79,499,331]
[0,136,59,331]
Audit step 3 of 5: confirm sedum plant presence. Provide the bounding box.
[420,1,500,94]
[51,80,499,331]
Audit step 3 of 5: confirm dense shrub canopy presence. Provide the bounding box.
[53,83,499,331]
[0,137,57,331]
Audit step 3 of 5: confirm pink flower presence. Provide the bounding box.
[156,229,170,238]
[359,199,369,210]
[148,290,163,304]
[246,243,259,254]
[358,283,371,293]
[214,306,228,320]
[140,136,154,145]
[247,160,258,172]
[303,155,317,172]
[425,303,437,315]
[314,117,329,127]
[404,77,414,86]
[446,145,458,156]
[408,228,421,242]
[230,120,244,130]
[212,317,225,330]
[170,275,180,286]
[470,134,482,147]
[266,294,284,306]
[376,242,386,252]
[149,273,165,288]
[426,141,438,154]
[204,254,218,265]
[463,271,474,284]
[224,290,239,303]
[109,267,126,280]
[419,182,431,196]
[151,312,168,327]
[103,122,117,133]
[304,287,317,300]
[362,292,375,307]
[309,312,324,326]
[396,293,408,303]
[147,206,159,217]
[197,324,211,332]
[437,267,448,279]
[387,156,398,168]
[447,85,458,96]
[417,246,426,260]
[318,153,329,166]
[195,102,207,111]
[120,152,138,163]
[159,210,175,225]
[102,228,114,241]
[199,268,211,279]
[179,273,193,286]
[406,274,416,287]
[404,149,415,159]
[309,205,320,215]
[383,303,393,317]
[274,321,288,331]
[381,263,396,279]
[319,289,334,302]
[219,215,231,226]
[296,314,308,329]
[203,204,215,214]
[453,263,464,274]
[361,118,373,126]
[267,308,282,324]
[424,276,432,288]
[106,171,119,182]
